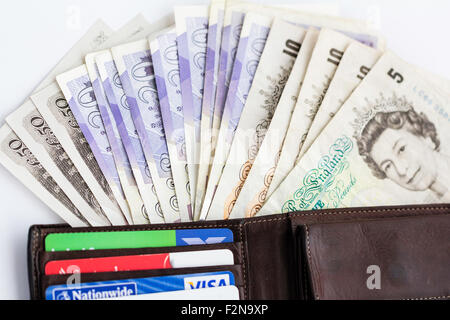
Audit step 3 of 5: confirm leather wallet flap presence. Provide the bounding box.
[303,214,450,300]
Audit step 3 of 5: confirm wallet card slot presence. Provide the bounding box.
[39,242,244,273]
[40,264,245,300]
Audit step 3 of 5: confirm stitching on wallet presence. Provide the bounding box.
[32,228,39,299]
[290,205,449,219]
[305,225,320,300]
[239,222,247,300]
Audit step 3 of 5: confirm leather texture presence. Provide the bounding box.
[28,204,450,300]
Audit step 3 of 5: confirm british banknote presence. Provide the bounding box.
[175,6,209,209]
[150,27,193,222]
[228,27,319,219]
[210,0,385,155]
[96,51,163,224]
[3,20,114,226]
[260,51,450,216]
[194,0,226,221]
[82,15,172,224]
[30,82,125,225]
[200,12,272,220]
[207,19,306,220]
[300,42,382,159]
[0,124,89,227]
[6,101,110,226]
[56,66,130,225]
[267,29,356,198]
[112,39,180,223]
[85,54,146,224]
[33,20,114,93]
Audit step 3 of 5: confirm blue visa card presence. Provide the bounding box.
[45,271,235,300]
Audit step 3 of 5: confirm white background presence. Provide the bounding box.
[0,0,449,300]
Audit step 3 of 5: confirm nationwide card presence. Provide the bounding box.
[102,286,240,300]
[45,249,234,275]
[45,271,235,300]
[45,228,234,251]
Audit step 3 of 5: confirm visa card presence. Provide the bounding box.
[45,271,235,300]
[45,228,234,251]
[45,249,234,275]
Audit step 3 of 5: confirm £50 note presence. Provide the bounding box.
[112,39,180,223]
[150,28,193,222]
[260,51,450,216]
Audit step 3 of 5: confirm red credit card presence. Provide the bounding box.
[45,253,172,275]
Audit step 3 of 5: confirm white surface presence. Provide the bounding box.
[0,0,449,300]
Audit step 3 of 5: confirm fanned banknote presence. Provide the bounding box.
[200,12,271,220]
[194,0,226,221]
[82,15,171,224]
[260,51,450,216]
[85,55,145,224]
[175,6,209,209]
[210,0,386,155]
[150,27,193,222]
[56,66,130,225]
[300,42,382,159]
[96,51,163,224]
[0,125,89,227]
[210,0,249,157]
[30,82,125,225]
[228,27,319,219]
[3,20,114,226]
[207,19,306,220]
[112,39,180,223]
[6,101,110,226]
[267,29,356,198]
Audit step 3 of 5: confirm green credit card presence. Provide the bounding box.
[45,228,234,251]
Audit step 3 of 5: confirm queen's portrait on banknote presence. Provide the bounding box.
[355,96,450,201]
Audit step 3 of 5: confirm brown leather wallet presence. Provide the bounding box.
[28,204,450,300]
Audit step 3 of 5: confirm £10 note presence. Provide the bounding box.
[208,19,306,220]
[267,29,355,198]
[260,51,450,216]
[228,27,319,219]
[300,42,382,159]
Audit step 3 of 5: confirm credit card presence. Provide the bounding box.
[102,286,240,300]
[45,249,234,275]
[45,228,234,251]
[45,271,235,300]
